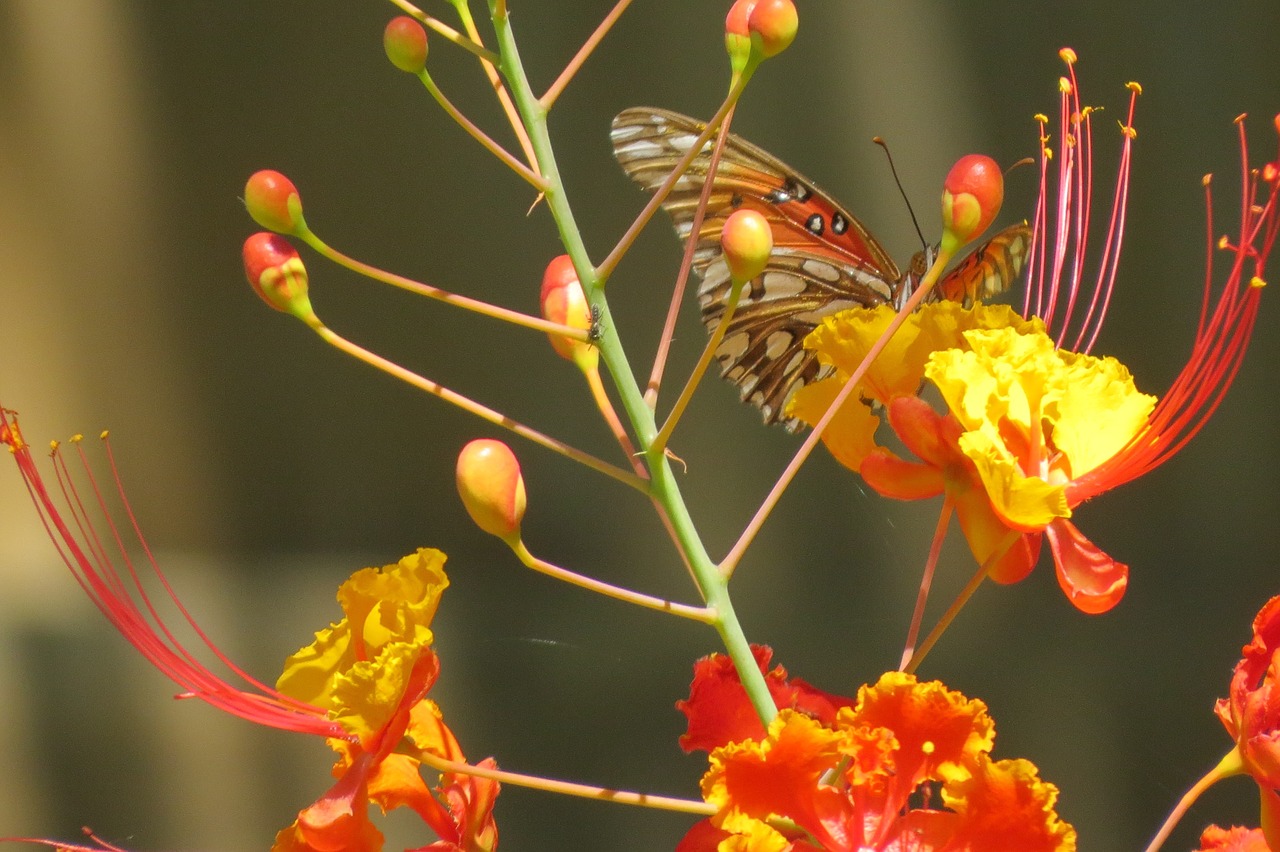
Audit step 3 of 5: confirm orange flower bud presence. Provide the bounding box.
[456,439,526,543]
[539,255,598,369]
[720,208,773,282]
[748,0,798,58]
[724,0,755,73]
[941,154,1003,248]
[242,232,316,323]
[244,169,303,235]
[384,16,427,74]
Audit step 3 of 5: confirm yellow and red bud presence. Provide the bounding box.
[720,208,773,282]
[242,232,316,323]
[748,0,798,59]
[941,154,1004,249]
[456,439,526,543]
[724,0,755,73]
[384,16,427,74]
[540,255,598,369]
[244,169,303,235]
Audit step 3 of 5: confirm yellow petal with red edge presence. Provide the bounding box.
[940,755,1077,852]
[1046,517,1129,614]
[959,426,1071,530]
[952,484,1041,584]
[786,377,881,471]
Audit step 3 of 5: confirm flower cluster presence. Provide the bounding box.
[3,4,1279,852]
[676,650,1074,851]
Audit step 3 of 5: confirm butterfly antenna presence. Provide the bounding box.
[874,137,927,250]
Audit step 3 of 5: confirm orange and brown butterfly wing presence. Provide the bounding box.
[932,222,1032,307]
[611,107,904,428]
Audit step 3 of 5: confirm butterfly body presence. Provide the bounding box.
[611,107,1030,429]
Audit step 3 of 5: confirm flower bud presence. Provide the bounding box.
[941,154,1004,249]
[540,255,598,369]
[384,16,427,74]
[456,439,526,543]
[748,0,798,59]
[720,208,773,282]
[243,232,317,323]
[244,169,303,235]
[724,0,756,74]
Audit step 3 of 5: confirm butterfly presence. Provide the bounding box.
[611,107,1031,431]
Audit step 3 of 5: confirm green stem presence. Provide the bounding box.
[487,2,777,724]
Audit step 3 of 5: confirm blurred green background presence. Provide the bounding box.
[1,2,1278,850]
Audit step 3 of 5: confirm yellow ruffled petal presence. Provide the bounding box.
[276,548,449,709]
[1049,349,1155,477]
[785,377,882,472]
[927,325,1154,528]
[330,641,421,742]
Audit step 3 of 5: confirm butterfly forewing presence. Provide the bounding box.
[611,107,1030,429]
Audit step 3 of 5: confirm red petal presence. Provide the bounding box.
[860,448,944,500]
[1046,518,1128,614]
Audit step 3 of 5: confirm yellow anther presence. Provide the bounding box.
[70,434,83,443]
[1250,276,1267,289]
[1120,123,1137,140]
[1059,47,1077,64]
[921,740,936,755]
[1235,113,1248,125]
[1203,174,1213,187]
[1044,147,1054,161]
[1033,113,1049,124]
[1217,235,1231,250]
[49,440,59,452]
[1126,81,1143,95]
[1059,76,1072,94]
[100,430,110,440]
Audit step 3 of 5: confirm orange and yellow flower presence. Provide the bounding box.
[788,53,1278,613]
[677,665,1075,852]
[0,413,497,852]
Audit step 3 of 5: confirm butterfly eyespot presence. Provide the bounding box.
[611,107,1030,429]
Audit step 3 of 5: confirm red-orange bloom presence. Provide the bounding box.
[1215,595,1280,849]
[678,668,1075,851]
[1195,824,1272,852]
[1,411,496,851]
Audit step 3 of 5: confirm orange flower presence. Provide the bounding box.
[1214,596,1280,850]
[792,54,1278,614]
[1195,825,1272,852]
[678,668,1074,851]
[0,412,497,851]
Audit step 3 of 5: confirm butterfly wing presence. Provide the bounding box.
[932,222,1032,307]
[611,107,903,427]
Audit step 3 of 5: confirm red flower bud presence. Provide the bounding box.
[941,154,1004,248]
[720,209,773,282]
[456,439,526,543]
[244,169,303,235]
[384,16,427,74]
[747,0,798,59]
[540,255,597,369]
[242,232,316,323]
